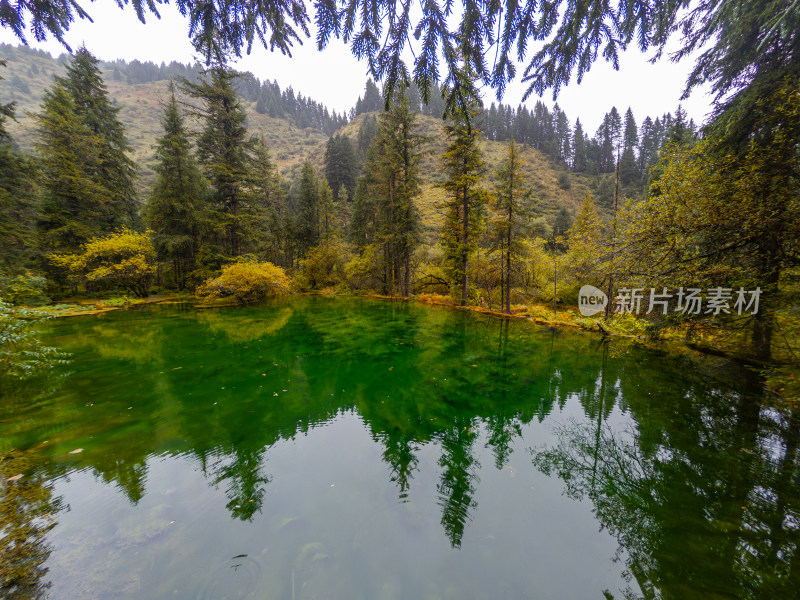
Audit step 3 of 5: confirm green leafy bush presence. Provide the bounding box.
[0,272,49,306]
[296,239,352,291]
[0,300,68,379]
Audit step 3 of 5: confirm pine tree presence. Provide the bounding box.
[145,83,207,289]
[492,140,532,313]
[36,48,138,258]
[638,116,657,179]
[295,161,320,256]
[245,136,284,263]
[623,108,638,153]
[572,118,587,172]
[0,62,38,271]
[441,108,487,305]
[62,47,137,224]
[333,184,351,238]
[318,179,335,239]
[356,114,378,158]
[324,134,357,203]
[182,66,254,258]
[356,92,423,296]
[551,207,573,244]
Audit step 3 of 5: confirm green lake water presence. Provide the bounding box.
[1,296,798,599]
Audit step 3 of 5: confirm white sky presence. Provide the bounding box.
[0,2,714,133]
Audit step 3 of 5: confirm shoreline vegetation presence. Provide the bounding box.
[31,290,793,401]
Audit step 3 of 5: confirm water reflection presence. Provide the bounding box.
[533,360,800,599]
[0,447,63,599]
[1,297,797,598]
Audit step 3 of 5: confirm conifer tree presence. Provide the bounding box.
[324,134,357,203]
[551,207,573,244]
[355,93,423,296]
[493,140,532,314]
[318,180,335,239]
[63,48,137,223]
[182,66,254,258]
[245,136,284,263]
[333,184,351,239]
[0,62,38,271]
[36,48,137,257]
[623,108,638,153]
[295,161,320,256]
[349,168,377,249]
[145,82,207,289]
[572,119,587,173]
[440,109,487,305]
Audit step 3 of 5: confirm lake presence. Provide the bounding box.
[1,296,797,599]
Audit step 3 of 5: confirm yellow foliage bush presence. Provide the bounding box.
[195,260,292,305]
[49,228,156,297]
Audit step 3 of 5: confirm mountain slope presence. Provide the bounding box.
[0,43,591,232]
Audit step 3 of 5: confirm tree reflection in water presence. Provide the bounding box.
[533,366,800,600]
[0,448,63,599]
[4,298,798,598]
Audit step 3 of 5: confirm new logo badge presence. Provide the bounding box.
[578,285,608,316]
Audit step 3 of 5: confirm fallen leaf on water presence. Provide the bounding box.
[7,474,23,483]
[69,448,83,454]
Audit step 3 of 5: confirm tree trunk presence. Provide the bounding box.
[505,219,512,314]
[461,187,469,306]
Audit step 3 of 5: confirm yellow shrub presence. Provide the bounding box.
[196,260,292,304]
[49,228,156,297]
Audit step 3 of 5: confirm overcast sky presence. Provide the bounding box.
[0,2,714,133]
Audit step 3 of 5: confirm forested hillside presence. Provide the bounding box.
[0,42,691,212]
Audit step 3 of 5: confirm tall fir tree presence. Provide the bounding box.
[295,160,320,257]
[63,47,137,224]
[324,134,357,203]
[318,179,335,239]
[356,92,423,296]
[441,108,487,305]
[245,136,285,263]
[36,48,137,259]
[145,82,207,289]
[0,61,38,272]
[182,66,254,259]
[572,118,587,172]
[492,140,532,313]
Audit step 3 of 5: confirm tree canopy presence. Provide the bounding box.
[5,0,797,118]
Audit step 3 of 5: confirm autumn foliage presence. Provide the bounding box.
[195,260,292,305]
[49,228,157,297]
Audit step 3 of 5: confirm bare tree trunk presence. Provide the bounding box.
[605,151,621,320]
[505,218,512,314]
